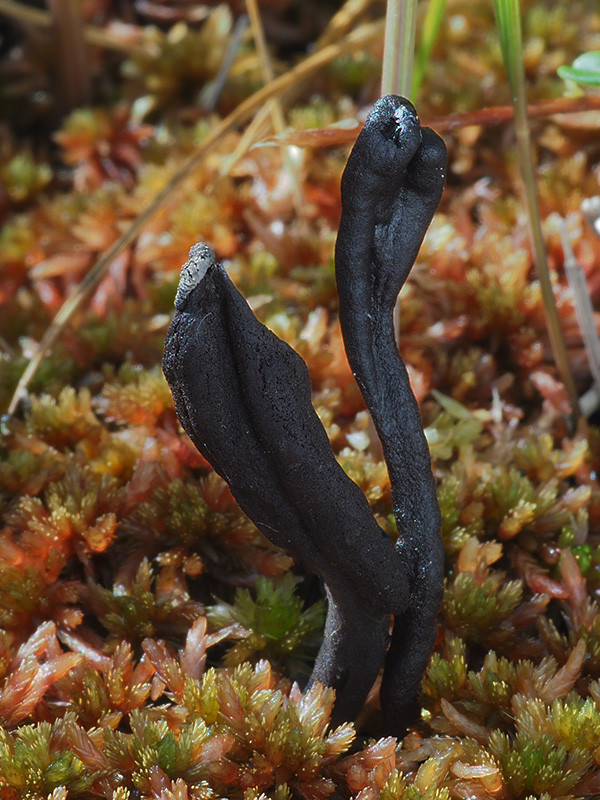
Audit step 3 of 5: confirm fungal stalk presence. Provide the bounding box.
[163,96,446,733]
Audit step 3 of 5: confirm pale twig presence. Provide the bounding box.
[428,94,600,131]
[7,19,384,416]
[245,0,277,89]
[200,13,249,111]
[244,0,304,213]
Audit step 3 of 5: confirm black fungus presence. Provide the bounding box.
[162,95,447,733]
[335,94,447,732]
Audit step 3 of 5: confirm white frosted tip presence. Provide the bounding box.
[174,243,215,309]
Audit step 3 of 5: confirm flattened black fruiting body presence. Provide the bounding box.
[310,589,391,725]
[163,256,410,619]
[163,248,411,721]
[335,95,447,733]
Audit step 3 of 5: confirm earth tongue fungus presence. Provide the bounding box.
[163,95,447,734]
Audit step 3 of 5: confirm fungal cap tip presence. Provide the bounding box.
[174,242,216,309]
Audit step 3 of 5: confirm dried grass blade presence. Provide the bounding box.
[225,102,276,169]
[245,0,283,131]
[258,118,361,148]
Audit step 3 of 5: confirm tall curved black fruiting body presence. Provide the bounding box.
[162,96,447,734]
[335,95,446,730]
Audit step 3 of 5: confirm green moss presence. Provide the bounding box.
[489,731,590,796]
[207,574,325,669]
[443,572,522,645]
[1,1,600,796]
[0,721,94,795]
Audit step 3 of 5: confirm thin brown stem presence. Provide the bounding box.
[264,95,600,147]
[0,0,141,53]
[427,94,600,131]
[47,0,91,112]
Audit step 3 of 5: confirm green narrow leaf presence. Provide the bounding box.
[381,0,419,98]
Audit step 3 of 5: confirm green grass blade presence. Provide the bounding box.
[493,0,580,419]
[412,0,447,98]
